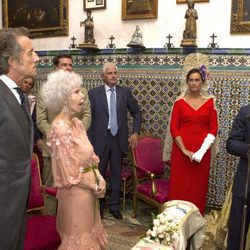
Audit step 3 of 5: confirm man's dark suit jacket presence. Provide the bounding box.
[226,105,250,196]
[0,80,33,249]
[88,85,142,156]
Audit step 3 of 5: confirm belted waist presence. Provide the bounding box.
[82,164,97,173]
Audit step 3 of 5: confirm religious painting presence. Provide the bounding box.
[231,0,250,33]
[122,0,158,20]
[176,0,208,3]
[96,0,103,4]
[84,0,106,10]
[2,0,68,38]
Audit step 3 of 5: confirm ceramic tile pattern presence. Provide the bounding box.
[34,49,250,208]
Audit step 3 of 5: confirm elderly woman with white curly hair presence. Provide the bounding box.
[41,70,108,250]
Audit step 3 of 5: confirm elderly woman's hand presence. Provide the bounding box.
[94,177,106,198]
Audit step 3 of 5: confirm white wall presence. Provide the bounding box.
[0,0,249,50]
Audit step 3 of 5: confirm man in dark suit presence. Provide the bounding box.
[226,105,250,250]
[0,27,39,249]
[21,77,43,149]
[88,62,142,220]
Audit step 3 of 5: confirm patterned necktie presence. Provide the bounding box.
[15,87,30,123]
[109,88,118,136]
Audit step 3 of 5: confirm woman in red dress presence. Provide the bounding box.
[167,67,218,215]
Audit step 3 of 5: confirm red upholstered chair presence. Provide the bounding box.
[33,144,44,175]
[24,153,60,250]
[131,133,170,217]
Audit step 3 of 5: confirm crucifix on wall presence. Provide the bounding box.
[164,34,174,49]
[207,33,219,48]
[107,35,116,49]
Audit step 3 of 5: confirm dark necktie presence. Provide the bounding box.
[109,88,118,136]
[15,87,30,123]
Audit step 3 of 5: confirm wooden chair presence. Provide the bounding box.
[24,153,60,250]
[131,133,170,217]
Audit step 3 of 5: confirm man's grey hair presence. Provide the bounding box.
[0,27,30,75]
[41,70,82,113]
[102,62,118,74]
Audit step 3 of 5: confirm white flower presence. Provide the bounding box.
[159,214,166,224]
[169,221,177,228]
[146,211,180,247]
[146,229,152,237]
[166,235,171,241]
[153,219,160,227]
[173,232,179,239]
[151,229,157,238]
[155,238,160,243]
[157,225,165,234]
[158,233,165,239]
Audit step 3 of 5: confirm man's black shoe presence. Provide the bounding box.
[109,210,123,220]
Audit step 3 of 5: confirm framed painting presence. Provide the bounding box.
[122,0,158,20]
[84,0,106,10]
[2,0,68,38]
[231,0,250,33]
[176,0,208,3]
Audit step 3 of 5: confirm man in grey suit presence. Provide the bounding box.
[88,63,142,220]
[0,27,39,249]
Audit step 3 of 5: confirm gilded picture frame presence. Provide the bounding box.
[84,0,106,10]
[176,0,209,3]
[122,0,158,20]
[2,0,68,38]
[231,0,250,33]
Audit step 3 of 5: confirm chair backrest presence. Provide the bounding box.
[132,134,165,179]
[27,153,44,212]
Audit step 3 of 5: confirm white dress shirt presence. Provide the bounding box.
[0,75,21,104]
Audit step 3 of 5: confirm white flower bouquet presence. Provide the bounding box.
[146,210,180,247]
[132,201,204,250]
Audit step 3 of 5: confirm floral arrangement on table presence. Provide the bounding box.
[146,211,180,247]
[143,202,192,249]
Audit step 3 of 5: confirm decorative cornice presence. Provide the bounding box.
[36,48,250,56]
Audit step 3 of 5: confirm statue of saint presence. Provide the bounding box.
[183,0,198,39]
[130,26,143,44]
[78,10,98,49]
[80,10,95,44]
[127,25,145,48]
